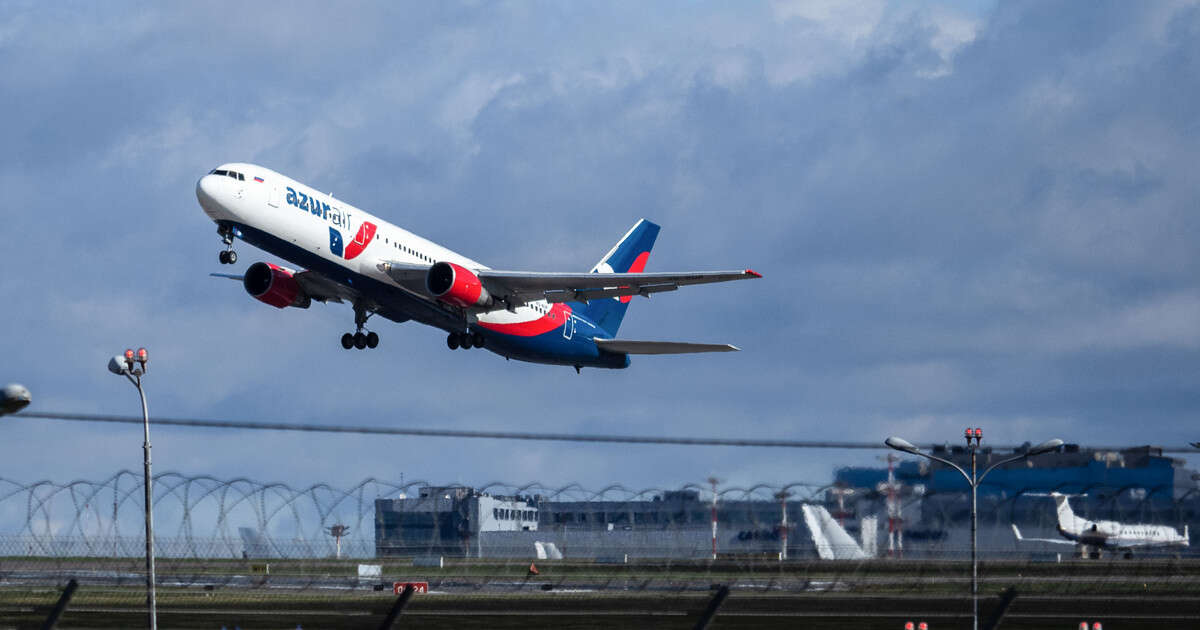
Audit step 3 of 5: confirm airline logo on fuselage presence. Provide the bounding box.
[285,186,376,260]
[329,223,376,260]
[286,186,354,230]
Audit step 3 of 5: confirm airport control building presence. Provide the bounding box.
[375,488,843,559]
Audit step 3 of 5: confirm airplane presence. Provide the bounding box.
[801,504,871,560]
[1,383,31,415]
[1011,492,1189,557]
[195,163,761,370]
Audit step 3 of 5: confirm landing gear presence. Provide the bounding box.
[446,330,485,351]
[217,225,237,264]
[341,305,380,350]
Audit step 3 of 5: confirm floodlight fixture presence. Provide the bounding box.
[1027,438,1064,456]
[884,436,920,454]
[108,355,130,375]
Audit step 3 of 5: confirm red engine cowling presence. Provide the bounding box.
[243,262,312,309]
[426,261,494,308]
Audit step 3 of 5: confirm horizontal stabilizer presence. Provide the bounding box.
[594,339,739,354]
[1011,523,1073,545]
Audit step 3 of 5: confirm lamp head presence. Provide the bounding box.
[885,436,920,454]
[107,355,131,375]
[1,383,32,415]
[1026,438,1064,456]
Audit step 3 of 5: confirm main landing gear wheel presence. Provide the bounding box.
[218,250,237,264]
[340,304,380,350]
[447,331,485,351]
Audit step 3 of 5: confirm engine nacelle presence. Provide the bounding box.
[243,262,311,309]
[426,261,494,308]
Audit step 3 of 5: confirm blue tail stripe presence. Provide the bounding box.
[579,219,660,338]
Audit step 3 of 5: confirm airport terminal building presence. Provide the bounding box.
[376,488,837,559]
[375,444,1199,560]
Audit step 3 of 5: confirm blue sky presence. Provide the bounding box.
[2,1,1199,496]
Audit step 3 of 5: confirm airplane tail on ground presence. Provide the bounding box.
[1052,492,1083,532]
[581,219,660,337]
[801,504,869,560]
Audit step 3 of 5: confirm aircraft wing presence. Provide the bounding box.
[293,270,357,304]
[594,339,739,354]
[211,270,356,304]
[477,269,761,306]
[1011,524,1075,545]
[376,261,762,310]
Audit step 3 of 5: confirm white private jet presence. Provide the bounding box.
[1012,492,1189,557]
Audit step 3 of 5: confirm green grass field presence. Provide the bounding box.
[3,557,1198,628]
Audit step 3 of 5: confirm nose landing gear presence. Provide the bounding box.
[217,225,238,264]
[341,304,380,350]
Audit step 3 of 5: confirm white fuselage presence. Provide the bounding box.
[196,162,556,331]
[1054,494,1188,549]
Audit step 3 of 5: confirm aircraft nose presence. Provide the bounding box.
[196,174,219,207]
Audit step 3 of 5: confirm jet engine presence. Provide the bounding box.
[426,261,494,308]
[243,262,312,309]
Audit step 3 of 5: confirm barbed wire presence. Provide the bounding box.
[2,471,1198,562]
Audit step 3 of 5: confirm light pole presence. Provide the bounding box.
[775,490,791,560]
[328,524,350,559]
[707,477,720,560]
[108,348,156,630]
[885,431,1062,630]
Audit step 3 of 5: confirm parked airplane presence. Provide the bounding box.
[196,164,760,370]
[1011,493,1189,556]
[1,384,31,415]
[801,504,871,560]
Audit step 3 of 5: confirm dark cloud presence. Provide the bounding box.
[2,1,1199,501]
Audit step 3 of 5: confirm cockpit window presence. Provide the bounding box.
[208,169,244,181]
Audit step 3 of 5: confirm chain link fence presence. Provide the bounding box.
[2,472,1198,628]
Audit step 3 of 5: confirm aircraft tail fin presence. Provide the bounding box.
[1052,492,1086,533]
[580,219,660,337]
[801,504,868,560]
